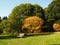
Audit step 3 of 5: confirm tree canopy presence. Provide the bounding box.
[45,0,60,22]
[1,1,60,34]
[8,3,45,33]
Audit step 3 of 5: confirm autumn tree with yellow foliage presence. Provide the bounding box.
[22,16,43,33]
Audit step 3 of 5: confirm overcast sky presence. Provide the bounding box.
[0,0,52,18]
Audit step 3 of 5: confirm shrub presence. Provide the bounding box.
[53,20,60,31]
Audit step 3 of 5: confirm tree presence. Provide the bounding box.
[8,6,22,33]
[0,16,3,34]
[0,16,2,23]
[0,24,3,34]
[22,16,43,33]
[45,0,60,22]
[8,3,45,34]
[0,20,10,34]
[44,0,60,32]
[3,16,7,20]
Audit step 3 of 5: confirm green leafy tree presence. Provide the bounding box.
[8,6,22,33]
[8,3,45,34]
[0,16,2,23]
[0,16,3,34]
[44,0,60,32]
[0,20,10,34]
[45,0,60,22]
[0,24,3,34]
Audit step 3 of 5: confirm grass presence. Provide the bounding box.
[0,32,60,45]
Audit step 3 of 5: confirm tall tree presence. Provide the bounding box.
[8,3,45,34]
[44,0,60,32]
[45,0,60,22]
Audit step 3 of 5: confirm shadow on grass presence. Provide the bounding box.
[0,32,54,39]
[0,35,17,40]
[25,32,54,37]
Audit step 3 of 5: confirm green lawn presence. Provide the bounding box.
[0,32,60,45]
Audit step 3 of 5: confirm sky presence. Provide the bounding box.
[0,0,52,18]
